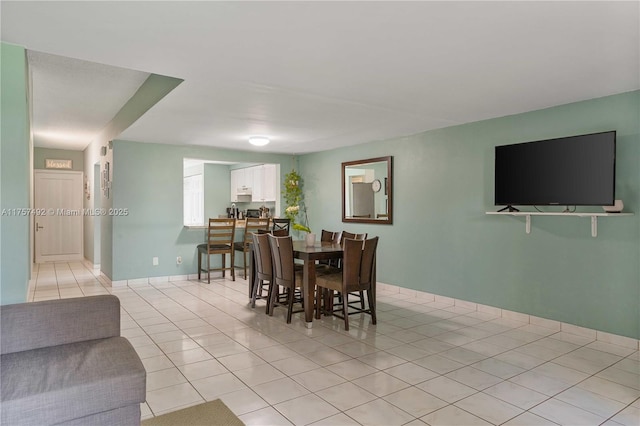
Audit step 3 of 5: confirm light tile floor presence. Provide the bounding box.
[30,261,640,425]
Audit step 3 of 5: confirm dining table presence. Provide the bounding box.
[249,239,344,328]
[292,240,344,328]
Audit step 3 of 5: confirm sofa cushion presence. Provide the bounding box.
[1,337,146,426]
[1,295,121,355]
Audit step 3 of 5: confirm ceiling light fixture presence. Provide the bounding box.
[249,136,270,146]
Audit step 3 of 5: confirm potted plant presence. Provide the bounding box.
[283,170,314,245]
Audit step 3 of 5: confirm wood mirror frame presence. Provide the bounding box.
[342,156,392,224]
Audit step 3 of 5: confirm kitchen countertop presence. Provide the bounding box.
[185,219,246,230]
[184,218,277,229]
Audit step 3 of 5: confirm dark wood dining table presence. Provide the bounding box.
[249,240,344,328]
[292,240,344,328]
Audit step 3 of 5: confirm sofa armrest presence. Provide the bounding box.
[1,295,121,354]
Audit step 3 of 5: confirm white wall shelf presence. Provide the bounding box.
[486,211,634,237]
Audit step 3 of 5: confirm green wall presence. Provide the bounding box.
[204,163,231,220]
[299,91,640,339]
[108,92,638,338]
[83,72,182,277]
[34,147,84,171]
[0,46,635,341]
[111,141,293,281]
[0,43,31,304]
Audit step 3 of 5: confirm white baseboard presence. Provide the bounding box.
[26,278,37,302]
[106,272,639,350]
[377,282,639,350]
[169,274,189,281]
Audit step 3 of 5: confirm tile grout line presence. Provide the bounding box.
[34,261,638,425]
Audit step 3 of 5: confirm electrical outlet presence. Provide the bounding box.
[152,257,159,266]
[176,256,182,265]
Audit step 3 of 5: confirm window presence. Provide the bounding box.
[183,174,203,226]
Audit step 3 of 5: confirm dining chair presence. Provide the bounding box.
[321,229,341,244]
[234,217,270,279]
[317,230,341,270]
[197,218,236,283]
[340,231,367,242]
[254,229,295,305]
[316,237,379,330]
[258,228,288,236]
[272,218,291,235]
[267,235,304,323]
[272,229,289,237]
[250,232,274,312]
[339,231,368,309]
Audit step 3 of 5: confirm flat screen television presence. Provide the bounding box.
[494,130,616,210]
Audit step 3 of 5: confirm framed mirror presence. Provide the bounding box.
[342,156,392,224]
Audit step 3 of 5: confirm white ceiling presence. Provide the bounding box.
[2,1,639,154]
[27,51,150,150]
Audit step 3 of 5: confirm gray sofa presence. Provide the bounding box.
[1,295,146,425]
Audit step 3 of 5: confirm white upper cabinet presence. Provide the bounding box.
[230,164,278,203]
[230,168,252,202]
[251,164,277,202]
[260,164,277,202]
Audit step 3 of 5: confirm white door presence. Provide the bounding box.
[34,170,84,263]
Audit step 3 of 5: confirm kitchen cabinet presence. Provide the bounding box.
[230,168,253,202]
[230,164,277,203]
[262,164,277,202]
[252,164,277,202]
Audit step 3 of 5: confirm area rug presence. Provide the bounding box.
[142,399,245,426]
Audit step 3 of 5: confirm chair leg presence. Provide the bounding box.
[286,287,294,323]
[207,253,211,284]
[231,251,236,281]
[266,283,275,316]
[315,286,322,319]
[325,289,334,315]
[343,292,349,331]
[243,250,248,280]
[251,278,260,308]
[359,290,365,309]
[198,250,202,280]
[366,288,377,324]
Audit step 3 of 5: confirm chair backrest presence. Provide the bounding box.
[321,229,341,244]
[342,237,378,292]
[272,218,291,235]
[206,218,236,249]
[340,231,367,246]
[251,232,272,280]
[243,218,270,247]
[258,228,288,237]
[268,235,296,288]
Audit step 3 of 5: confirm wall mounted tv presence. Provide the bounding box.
[494,130,616,210]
